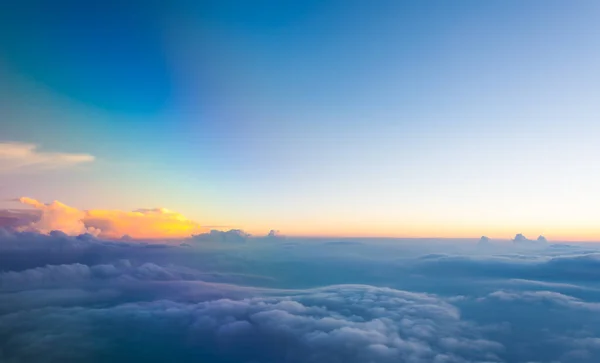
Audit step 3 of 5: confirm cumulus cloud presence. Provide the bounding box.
[512,233,548,248]
[265,229,285,239]
[478,236,491,246]
[17,197,100,236]
[512,233,528,243]
[6,198,203,239]
[0,142,94,172]
[191,229,251,243]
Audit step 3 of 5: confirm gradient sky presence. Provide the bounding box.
[1,0,600,240]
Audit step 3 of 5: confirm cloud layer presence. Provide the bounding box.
[3,230,600,362]
[0,283,502,363]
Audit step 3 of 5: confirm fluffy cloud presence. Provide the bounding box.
[192,229,251,243]
[512,233,548,247]
[0,276,504,363]
[5,198,203,239]
[0,142,94,172]
[17,197,100,236]
[4,231,600,362]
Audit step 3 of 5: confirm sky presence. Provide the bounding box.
[1,0,600,240]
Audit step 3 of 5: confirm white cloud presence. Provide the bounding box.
[0,142,94,172]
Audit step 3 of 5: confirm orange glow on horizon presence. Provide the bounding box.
[84,208,203,239]
[17,197,204,239]
[14,198,600,242]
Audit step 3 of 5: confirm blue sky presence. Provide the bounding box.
[1,0,600,239]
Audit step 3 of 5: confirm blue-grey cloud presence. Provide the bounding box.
[3,230,600,362]
[512,233,548,248]
[478,236,491,246]
[191,229,251,243]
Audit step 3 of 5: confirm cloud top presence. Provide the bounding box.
[513,233,548,247]
[18,197,99,236]
[85,207,203,239]
[13,197,202,239]
[478,236,491,245]
[192,229,251,243]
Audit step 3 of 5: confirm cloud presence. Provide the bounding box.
[0,208,40,229]
[17,197,100,236]
[4,231,600,362]
[478,236,491,246]
[482,290,600,311]
[84,207,203,239]
[0,260,213,293]
[191,229,251,243]
[8,198,203,239]
[265,229,285,239]
[0,276,504,363]
[0,142,94,172]
[512,233,528,243]
[512,233,548,247]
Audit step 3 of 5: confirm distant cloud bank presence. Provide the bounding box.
[513,233,548,247]
[0,198,283,241]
